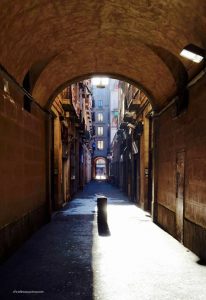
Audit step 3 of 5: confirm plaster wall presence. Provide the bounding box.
[0,79,48,261]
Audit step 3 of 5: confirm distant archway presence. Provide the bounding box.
[93,157,107,180]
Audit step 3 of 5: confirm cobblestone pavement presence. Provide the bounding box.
[0,180,206,300]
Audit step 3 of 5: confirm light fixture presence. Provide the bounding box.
[180,44,205,63]
[91,77,109,88]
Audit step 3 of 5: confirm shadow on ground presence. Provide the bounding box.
[0,180,126,300]
[0,214,95,300]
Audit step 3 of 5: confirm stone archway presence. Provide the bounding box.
[93,157,107,180]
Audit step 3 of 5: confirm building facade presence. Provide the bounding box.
[91,80,110,179]
[51,80,93,210]
[110,82,153,212]
[109,79,120,144]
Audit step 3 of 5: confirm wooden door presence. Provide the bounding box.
[176,151,185,243]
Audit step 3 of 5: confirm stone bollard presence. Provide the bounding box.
[97,196,107,224]
[97,196,110,236]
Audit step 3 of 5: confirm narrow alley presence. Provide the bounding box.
[1,2,206,299]
[0,181,205,300]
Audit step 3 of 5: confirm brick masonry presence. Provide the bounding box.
[0,1,205,109]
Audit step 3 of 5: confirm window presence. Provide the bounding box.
[97,140,104,150]
[97,112,103,122]
[97,126,103,136]
[98,100,103,108]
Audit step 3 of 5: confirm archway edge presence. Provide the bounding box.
[0,1,205,112]
[31,38,179,112]
[93,156,108,180]
[94,156,107,163]
[47,72,156,110]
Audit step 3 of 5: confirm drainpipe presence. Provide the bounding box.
[151,117,159,223]
[187,67,206,88]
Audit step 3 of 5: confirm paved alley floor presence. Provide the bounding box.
[0,181,206,300]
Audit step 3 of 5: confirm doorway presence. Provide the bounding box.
[176,150,185,243]
[95,158,107,180]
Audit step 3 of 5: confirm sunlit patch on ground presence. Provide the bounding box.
[95,175,107,180]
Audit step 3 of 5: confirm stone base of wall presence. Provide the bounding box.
[184,219,206,261]
[0,204,50,263]
[157,204,206,261]
[157,203,176,238]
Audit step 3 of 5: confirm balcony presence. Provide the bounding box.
[61,98,75,113]
[83,130,91,141]
[134,121,144,138]
[128,98,141,112]
[119,122,127,129]
[123,112,135,123]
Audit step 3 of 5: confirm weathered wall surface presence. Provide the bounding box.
[139,104,151,211]
[0,79,48,261]
[157,75,206,259]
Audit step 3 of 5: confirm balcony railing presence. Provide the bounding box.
[61,98,75,112]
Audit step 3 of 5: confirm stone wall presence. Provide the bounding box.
[157,74,206,260]
[0,78,49,262]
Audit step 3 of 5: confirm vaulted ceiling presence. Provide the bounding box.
[0,0,206,110]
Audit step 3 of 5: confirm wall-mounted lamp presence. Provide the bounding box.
[91,77,109,88]
[180,44,205,63]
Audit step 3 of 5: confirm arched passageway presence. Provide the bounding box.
[0,1,206,265]
[1,1,206,109]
